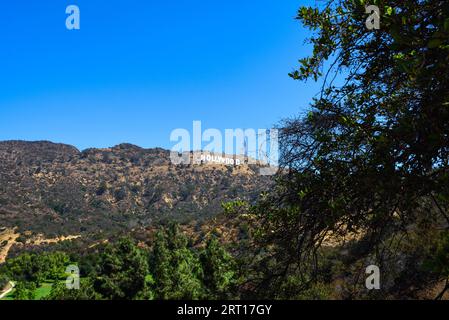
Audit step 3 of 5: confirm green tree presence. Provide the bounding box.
[1,252,71,286]
[14,281,36,300]
[37,252,71,280]
[151,231,174,299]
[151,224,204,299]
[94,237,150,299]
[0,273,9,290]
[248,0,449,297]
[170,247,204,299]
[46,278,102,300]
[2,253,43,284]
[200,237,238,299]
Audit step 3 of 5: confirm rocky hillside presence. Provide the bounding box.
[0,141,271,237]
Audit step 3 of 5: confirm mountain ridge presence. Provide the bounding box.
[0,140,270,237]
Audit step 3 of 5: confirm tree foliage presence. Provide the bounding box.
[1,252,70,286]
[248,0,449,296]
[46,278,102,300]
[13,281,36,300]
[2,225,240,300]
[201,237,238,299]
[93,237,150,299]
[152,224,204,299]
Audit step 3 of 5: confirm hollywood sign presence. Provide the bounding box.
[196,154,242,166]
[170,121,279,175]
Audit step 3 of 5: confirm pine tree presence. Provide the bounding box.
[201,237,237,299]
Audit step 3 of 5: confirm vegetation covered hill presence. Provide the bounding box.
[0,140,270,237]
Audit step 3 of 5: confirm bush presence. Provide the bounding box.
[14,281,36,300]
[0,274,9,289]
[114,187,127,202]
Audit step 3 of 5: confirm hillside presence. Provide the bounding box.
[0,140,271,238]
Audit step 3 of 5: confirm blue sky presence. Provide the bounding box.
[0,0,321,151]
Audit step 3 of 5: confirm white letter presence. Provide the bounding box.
[259,129,279,176]
[66,5,80,30]
[366,265,380,290]
[365,5,380,30]
[203,128,222,154]
[65,265,80,290]
[224,128,256,159]
[193,121,202,152]
[170,129,190,165]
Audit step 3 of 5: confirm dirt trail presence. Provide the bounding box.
[0,228,81,264]
[26,235,81,245]
[0,228,20,264]
[0,281,15,299]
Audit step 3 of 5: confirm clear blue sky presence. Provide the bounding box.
[0,0,321,151]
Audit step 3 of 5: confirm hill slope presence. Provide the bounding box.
[0,141,271,236]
